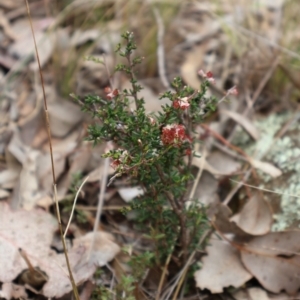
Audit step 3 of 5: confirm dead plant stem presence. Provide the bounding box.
[64,176,90,238]
[89,157,109,260]
[171,228,213,300]
[156,251,173,300]
[53,185,80,300]
[24,1,80,298]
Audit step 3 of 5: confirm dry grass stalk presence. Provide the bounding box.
[24,0,80,299]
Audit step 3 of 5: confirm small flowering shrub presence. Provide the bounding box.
[75,32,219,268]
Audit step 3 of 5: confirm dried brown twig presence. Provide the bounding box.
[24,1,80,299]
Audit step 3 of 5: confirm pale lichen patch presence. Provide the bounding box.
[232,112,300,230]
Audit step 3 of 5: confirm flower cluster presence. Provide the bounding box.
[173,97,190,110]
[161,124,191,148]
[104,87,119,100]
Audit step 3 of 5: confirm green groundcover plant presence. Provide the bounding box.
[73,31,236,297]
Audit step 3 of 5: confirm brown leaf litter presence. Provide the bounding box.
[1,0,300,298]
[0,203,120,298]
[195,200,300,295]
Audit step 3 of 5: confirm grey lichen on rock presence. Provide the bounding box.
[233,111,300,231]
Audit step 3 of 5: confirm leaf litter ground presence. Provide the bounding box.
[1,0,300,299]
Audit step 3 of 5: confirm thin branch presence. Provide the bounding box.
[229,178,300,199]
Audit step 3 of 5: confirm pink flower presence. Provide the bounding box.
[104,87,119,100]
[198,69,215,84]
[173,97,190,110]
[110,159,121,170]
[161,124,187,147]
[198,70,205,77]
[110,150,129,170]
[227,86,238,96]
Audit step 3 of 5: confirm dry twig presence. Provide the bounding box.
[24,0,80,298]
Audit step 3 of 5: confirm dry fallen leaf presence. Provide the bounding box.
[247,287,270,300]
[0,283,27,300]
[189,171,219,206]
[194,237,252,293]
[0,203,120,298]
[231,195,273,235]
[192,151,237,176]
[269,291,300,300]
[8,18,55,69]
[240,231,300,294]
[72,231,120,268]
[200,202,300,295]
[0,202,57,283]
[41,245,95,298]
[18,149,42,210]
[48,99,83,138]
[58,143,94,197]
[232,287,270,300]
[230,289,249,300]
[36,128,81,197]
[207,150,241,175]
[43,232,120,298]
[210,202,250,237]
[36,151,66,194]
[29,32,56,71]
